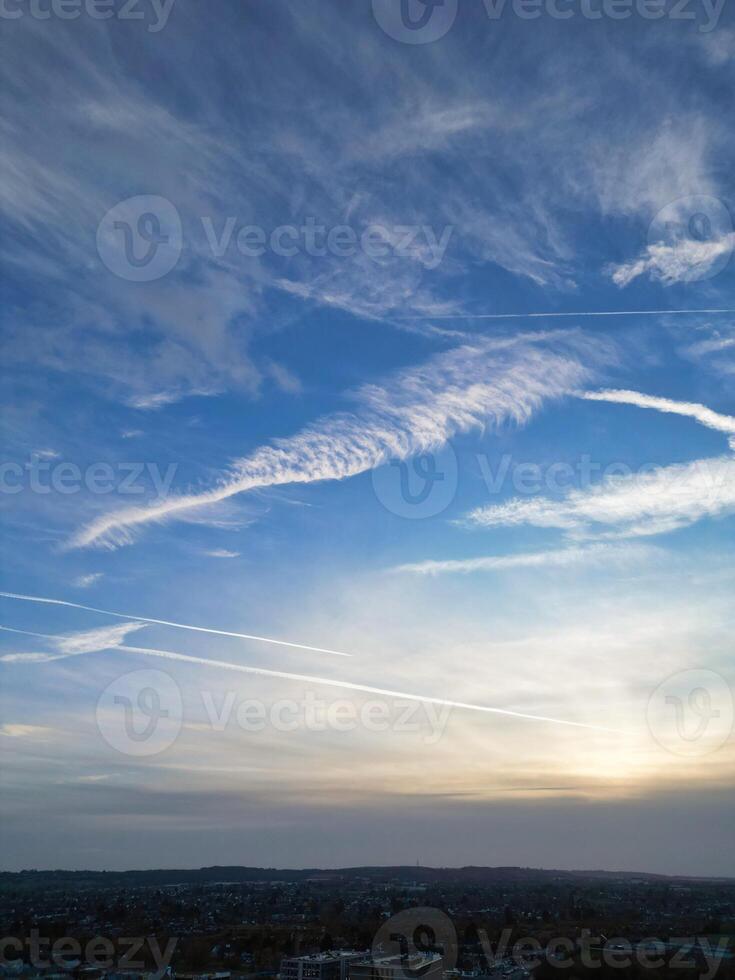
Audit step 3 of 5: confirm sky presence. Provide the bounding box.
[1,0,734,876]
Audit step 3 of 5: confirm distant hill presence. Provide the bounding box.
[1,865,732,890]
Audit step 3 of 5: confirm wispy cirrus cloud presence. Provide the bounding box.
[677,328,735,380]
[684,336,735,357]
[0,622,146,664]
[67,332,614,551]
[0,724,54,738]
[392,542,660,576]
[608,234,735,287]
[465,391,735,540]
[127,388,220,411]
[465,455,735,539]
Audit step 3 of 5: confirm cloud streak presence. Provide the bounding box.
[395,308,735,320]
[67,332,612,550]
[466,457,735,538]
[579,389,735,447]
[392,543,659,576]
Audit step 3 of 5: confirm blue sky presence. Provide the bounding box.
[1,0,734,874]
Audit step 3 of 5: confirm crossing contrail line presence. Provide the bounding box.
[0,591,352,658]
[117,643,625,734]
[0,624,55,639]
[0,622,624,733]
[393,308,735,320]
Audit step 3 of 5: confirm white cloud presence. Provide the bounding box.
[0,653,54,664]
[0,592,352,659]
[0,724,53,738]
[466,390,735,539]
[392,543,660,576]
[609,234,735,287]
[67,332,614,550]
[684,336,735,356]
[466,455,735,539]
[0,622,146,664]
[679,334,735,375]
[127,388,221,411]
[204,549,241,559]
[73,573,103,589]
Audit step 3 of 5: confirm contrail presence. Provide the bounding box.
[0,591,352,658]
[117,643,624,734]
[393,308,735,320]
[0,624,50,639]
[0,622,624,733]
[578,389,735,438]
